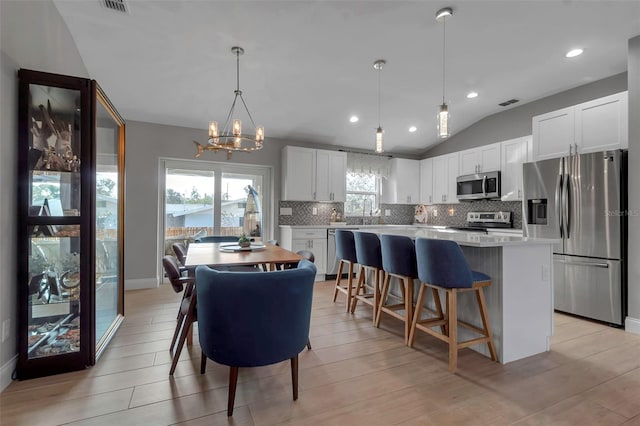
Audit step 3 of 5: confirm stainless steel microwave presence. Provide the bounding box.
[456,171,501,201]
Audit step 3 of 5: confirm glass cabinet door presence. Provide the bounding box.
[18,70,125,379]
[94,85,125,357]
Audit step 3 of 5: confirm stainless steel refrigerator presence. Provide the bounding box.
[523,150,627,325]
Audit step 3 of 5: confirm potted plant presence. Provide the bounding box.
[238,233,251,248]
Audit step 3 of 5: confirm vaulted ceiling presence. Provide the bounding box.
[52,0,640,155]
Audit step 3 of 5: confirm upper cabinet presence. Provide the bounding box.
[458,142,502,175]
[382,158,420,204]
[432,153,459,204]
[532,91,628,161]
[315,149,347,202]
[419,158,434,205]
[281,146,346,202]
[500,135,531,201]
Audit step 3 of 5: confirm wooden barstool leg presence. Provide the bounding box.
[332,260,345,302]
[345,262,354,312]
[375,273,391,327]
[476,285,498,361]
[448,289,458,373]
[350,266,367,313]
[373,269,381,324]
[408,283,427,347]
[404,277,414,345]
[432,288,446,335]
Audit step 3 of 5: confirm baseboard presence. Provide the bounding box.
[1,355,17,392]
[124,277,158,290]
[625,316,640,335]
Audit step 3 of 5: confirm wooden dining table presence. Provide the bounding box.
[184,242,303,271]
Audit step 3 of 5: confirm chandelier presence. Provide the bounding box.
[194,46,264,159]
[436,7,452,138]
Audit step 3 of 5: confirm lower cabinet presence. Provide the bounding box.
[279,227,327,276]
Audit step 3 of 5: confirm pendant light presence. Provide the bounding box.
[436,7,453,138]
[373,59,386,153]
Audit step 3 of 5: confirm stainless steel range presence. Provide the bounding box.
[449,211,513,234]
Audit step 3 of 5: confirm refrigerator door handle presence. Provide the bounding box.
[555,171,563,238]
[563,173,570,239]
[555,259,609,268]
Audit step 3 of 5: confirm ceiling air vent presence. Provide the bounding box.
[101,0,129,14]
[498,99,520,107]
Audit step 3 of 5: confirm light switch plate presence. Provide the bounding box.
[280,207,293,216]
[312,207,318,215]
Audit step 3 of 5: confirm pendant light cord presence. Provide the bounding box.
[442,15,446,104]
[378,65,382,128]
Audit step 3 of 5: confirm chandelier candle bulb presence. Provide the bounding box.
[209,121,218,138]
[256,126,264,142]
[233,119,241,137]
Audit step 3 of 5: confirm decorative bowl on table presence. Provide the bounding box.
[239,241,251,248]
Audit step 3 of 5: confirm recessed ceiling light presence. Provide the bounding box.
[466,92,478,99]
[409,126,417,133]
[349,115,359,123]
[565,48,583,58]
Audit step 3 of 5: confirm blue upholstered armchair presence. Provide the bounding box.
[195,259,317,416]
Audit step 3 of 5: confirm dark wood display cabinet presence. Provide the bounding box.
[17,69,125,379]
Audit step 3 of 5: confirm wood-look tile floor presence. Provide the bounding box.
[3,280,640,425]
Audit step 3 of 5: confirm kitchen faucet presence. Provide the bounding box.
[362,199,371,224]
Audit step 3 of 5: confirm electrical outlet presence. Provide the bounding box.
[433,209,438,217]
[2,319,10,343]
[312,207,318,215]
[280,207,293,216]
[385,209,391,216]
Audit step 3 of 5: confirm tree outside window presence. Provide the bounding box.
[345,171,379,216]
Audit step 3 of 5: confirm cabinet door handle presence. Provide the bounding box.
[313,191,316,200]
[574,143,578,154]
[429,195,432,203]
[569,144,572,156]
[518,189,522,199]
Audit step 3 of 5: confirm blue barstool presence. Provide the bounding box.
[332,229,358,312]
[410,238,497,372]
[351,232,384,324]
[376,234,418,345]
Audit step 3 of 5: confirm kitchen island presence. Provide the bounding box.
[359,226,557,364]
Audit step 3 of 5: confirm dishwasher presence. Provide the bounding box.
[326,228,358,280]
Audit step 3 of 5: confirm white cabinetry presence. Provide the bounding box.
[500,136,531,201]
[382,158,420,204]
[282,146,347,201]
[532,91,628,161]
[458,142,502,175]
[432,152,459,204]
[419,158,434,204]
[575,92,628,152]
[279,227,327,276]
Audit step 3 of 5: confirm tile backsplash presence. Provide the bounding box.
[424,200,523,229]
[278,200,523,229]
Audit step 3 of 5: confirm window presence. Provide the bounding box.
[345,171,379,216]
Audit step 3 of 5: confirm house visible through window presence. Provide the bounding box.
[345,171,379,216]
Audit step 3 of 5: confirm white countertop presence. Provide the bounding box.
[280,224,554,247]
[357,227,557,248]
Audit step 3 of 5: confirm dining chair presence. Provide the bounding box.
[196,259,317,416]
[162,255,197,375]
[332,229,358,312]
[172,242,188,267]
[376,234,418,345]
[410,238,497,372]
[351,232,384,324]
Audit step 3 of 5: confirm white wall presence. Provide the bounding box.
[627,36,640,333]
[0,0,90,390]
